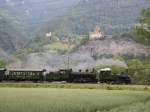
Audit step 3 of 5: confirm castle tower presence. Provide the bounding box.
[89,26,104,40]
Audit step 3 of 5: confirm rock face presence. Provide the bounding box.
[77,36,150,57]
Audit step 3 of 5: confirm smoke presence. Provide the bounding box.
[9,51,127,71]
[70,52,127,70]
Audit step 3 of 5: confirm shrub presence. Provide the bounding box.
[128,59,150,84]
[0,59,6,68]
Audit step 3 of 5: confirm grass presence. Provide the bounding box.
[104,100,150,112]
[43,42,72,52]
[0,88,150,112]
[0,83,150,91]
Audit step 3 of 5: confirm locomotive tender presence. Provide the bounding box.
[0,68,131,84]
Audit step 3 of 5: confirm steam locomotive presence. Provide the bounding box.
[0,68,131,84]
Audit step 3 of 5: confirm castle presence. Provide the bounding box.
[89,26,104,40]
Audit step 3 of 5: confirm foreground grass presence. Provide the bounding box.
[104,100,150,112]
[0,88,150,112]
[0,83,150,91]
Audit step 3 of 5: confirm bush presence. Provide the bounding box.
[128,59,150,84]
[113,55,125,62]
[0,59,6,68]
[79,36,89,45]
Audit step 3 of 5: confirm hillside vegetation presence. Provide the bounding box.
[130,8,150,46]
[0,0,80,35]
[41,0,150,37]
[0,8,26,57]
[0,0,150,84]
[0,0,150,56]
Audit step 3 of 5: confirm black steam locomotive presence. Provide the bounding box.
[0,68,131,84]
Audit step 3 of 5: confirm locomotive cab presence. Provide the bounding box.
[99,68,131,84]
[99,68,112,83]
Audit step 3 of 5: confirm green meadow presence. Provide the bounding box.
[0,87,150,112]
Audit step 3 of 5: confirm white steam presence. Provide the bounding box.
[9,51,127,71]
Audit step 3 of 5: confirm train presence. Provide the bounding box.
[0,68,131,84]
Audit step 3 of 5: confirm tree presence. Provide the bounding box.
[128,59,144,84]
[131,8,150,46]
[142,69,150,85]
[127,59,150,84]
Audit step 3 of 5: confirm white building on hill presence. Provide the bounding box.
[89,26,104,40]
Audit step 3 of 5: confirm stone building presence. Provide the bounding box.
[89,26,104,40]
